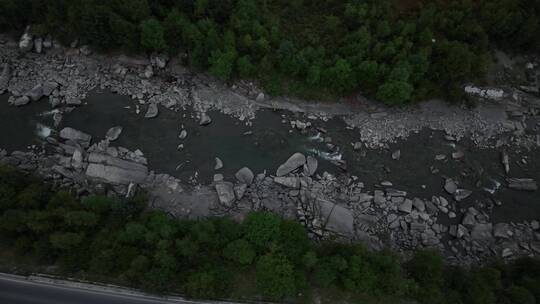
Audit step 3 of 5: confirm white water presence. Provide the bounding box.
[308,132,324,142]
[307,148,342,161]
[38,109,61,117]
[35,123,52,138]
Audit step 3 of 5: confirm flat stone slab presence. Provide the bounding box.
[86,163,147,184]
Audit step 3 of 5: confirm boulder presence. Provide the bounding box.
[59,127,92,145]
[493,223,512,239]
[215,182,236,207]
[42,35,52,48]
[470,223,494,242]
[178,130,187,140]
[10,96,30,106]
[398,199,413,213]
[0,63,10,94]
[391,150,401,160]
[26,84,44,101]
[454,189,472,201]
[19,27,33,52]
[316,198,354,235]
[444,178,458,194]
[145,103,159,118]
[150,53,169,69]
[71,149,83,169]
[42,81,59,96]
[213,174,224,182]
[256,92,265,102]
[199,113,212,126]
[274,176,300,188]
[106,126,123,141]
[507,178,537,191]
[86,163,148,185]
[276,153,306,176]
[304,156,318,176]
[235,167,254,185]
[214,157,223,170]
[79,45,92,56]
[34,37,43,53]
[234,183,248,200]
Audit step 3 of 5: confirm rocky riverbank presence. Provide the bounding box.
[1,33,540,265]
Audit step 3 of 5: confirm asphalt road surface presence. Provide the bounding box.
[0,275,201,304]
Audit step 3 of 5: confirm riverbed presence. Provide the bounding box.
[1,91,539,225]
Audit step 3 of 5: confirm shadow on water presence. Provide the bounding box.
[1,91,539,223]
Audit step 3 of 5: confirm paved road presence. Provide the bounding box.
[0,274,204,304]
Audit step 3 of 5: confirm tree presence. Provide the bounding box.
[209,49,237,80]
[242,212,281,250]
[223,239,255,265]
[256,254,296,299]
[376,81,413,104]
[325,58,356,94]
[140,18,166,51]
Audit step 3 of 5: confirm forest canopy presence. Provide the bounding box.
[1,0,539,104]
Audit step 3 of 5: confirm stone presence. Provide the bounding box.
[71,149,83,169]
[276,153,306,176]
[501,150,510,174]
[454,189,473,201]
[398,199,413,213]
[274,176,300,188]
[435,154,446,161]
[316,198,354,235]
[150,53,169,69]
[0,63,10,94]
[452,151,464,159]
[19,27,33,52]
[213,174,224,182]
[10,96,30,106]
[79,45,92,56]
[143,65,153,78]
[86,162,148,185]
[215,182,236,207]
[412,198,425,212]
[450,224,468,238]
[381,181,393,187]
[105,126,123,141]
[178,130,187,139]
[34,37,43,53]
[43,35,52,48]
[235,167,254,185]
[234,183,248,200]
[532,220,540,230]
[214,157,223,170]
[304,156,318,176]
[26,84,44,101]
[42,81,58,96]
[199,113,212,126]
[353,142,362,150]
[256,92,265,102]
[444,178,458,194]
[507,178,537,191]
[470,223,494,242]
[145,103,159,118]
[391,150,401,160]
[60,127,92,145]
[493,223,512,239]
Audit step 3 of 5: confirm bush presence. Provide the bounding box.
[223,239,256,265]
[256,254,296,299]
[242,212,281,250]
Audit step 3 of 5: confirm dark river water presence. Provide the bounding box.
[1,92,539,223]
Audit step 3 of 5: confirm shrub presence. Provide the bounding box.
[256,254,296,299]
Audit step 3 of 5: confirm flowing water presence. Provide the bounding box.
[1,92,539,223]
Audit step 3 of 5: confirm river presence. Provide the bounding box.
[1,91,539,224]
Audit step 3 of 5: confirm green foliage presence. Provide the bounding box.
[256,254,296,299]
[223,239,255,265]
[242,212,281,250]
[140,18,166,51]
